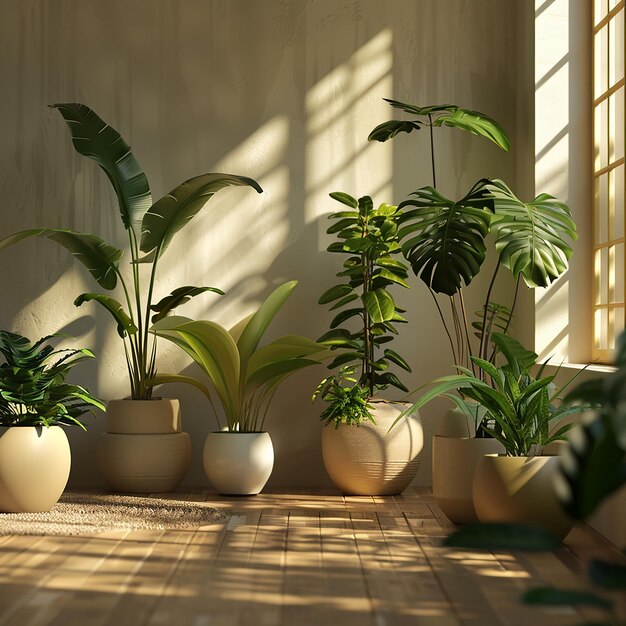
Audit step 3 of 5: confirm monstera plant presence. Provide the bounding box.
[0,103,262,400]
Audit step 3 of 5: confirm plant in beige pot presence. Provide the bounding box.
[313,193,423,496]
[149,281,330,495]
[0,104,262,493]
[0,331,104,512]
[369,100,578,519]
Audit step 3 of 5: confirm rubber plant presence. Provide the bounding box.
[149,281,330,432]
[313,193,411,426]
[369,100,577,433]
[0,104,262,399]
[0,330,104,429]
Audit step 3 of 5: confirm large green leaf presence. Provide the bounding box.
[488,179,577,288]
[236,281,298,377]
[74,293,137,337]
[51,103,152,229]
[368,120,422,142]
[150,285,224,323]
[147,373,212,400]
[0,229,122,290]
[361,288,395,323]
[140,173,262,258]
[399,181,493,295]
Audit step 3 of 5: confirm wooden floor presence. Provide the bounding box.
[0,487,623,626]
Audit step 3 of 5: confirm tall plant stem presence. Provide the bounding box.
[489,274,522,364]
[457,290,474,374]
[449,296,463,367]
[428,114,437,188]
[429,287,457,364]
[479,261,501,361]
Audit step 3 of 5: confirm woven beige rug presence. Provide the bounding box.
[0,493,224,535]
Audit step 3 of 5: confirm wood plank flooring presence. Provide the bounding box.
[0,487,623,626]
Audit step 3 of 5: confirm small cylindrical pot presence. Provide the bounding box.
[203,431,274,496]
[433,435,504,524]
[0,426,71,513]
[322,399,424,496]
[99,398,191,494]
[473,455,574,539]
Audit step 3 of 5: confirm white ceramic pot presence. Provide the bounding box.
[203,431,274,495]
[99,398,191,494]
[473,454,574,539]
[322,398,424,496]
[432,434,505,524]
[0,426,71,513]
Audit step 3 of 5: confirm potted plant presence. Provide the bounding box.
[313,192,423,496]
[0,331,104,512]
[369,100,577,519]
[149,280,329,495]
[0,103,262,493]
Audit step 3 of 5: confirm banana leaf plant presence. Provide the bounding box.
[0,330,104,429]
[149,281,330,432]
[369,100,577,400]
[0,104,262,399]
[315,192,411,423]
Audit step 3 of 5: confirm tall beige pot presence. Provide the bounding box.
[472,455,574,539]
[322,399,423,496]
[99,399,191,493]
[0,426,71,513]
[433,435,504,524]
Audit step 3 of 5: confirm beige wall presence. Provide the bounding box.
[0,0,519,490]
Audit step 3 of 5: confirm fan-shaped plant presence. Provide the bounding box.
[0,104,262,399]
[0,331,104,429]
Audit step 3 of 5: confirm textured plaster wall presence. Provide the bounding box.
[0,0,519,489]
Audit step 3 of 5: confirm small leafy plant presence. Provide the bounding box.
[0,331,104,429]
[150,281,329,432]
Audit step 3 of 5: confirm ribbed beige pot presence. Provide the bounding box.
[203,432,274,495]
[0,426,71,513]
[322,399,423,496]
[473,455,574,539]
[433,435,504,524]
[99,399,191,494]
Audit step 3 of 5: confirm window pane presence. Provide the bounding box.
[595,25,609,99]
[610,165,625,238]
[596,173,610,243]
[595,308,609,349]
[596,0,608,27]
[609,10,625,86]
[595,99,609,170]
[609,87,624,162]
[615,306,625,340]
[614,243,625,303]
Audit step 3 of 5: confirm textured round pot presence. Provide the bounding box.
[322,399,424,496]
[0,426,71,513]
[473,454,574,538]
[203,432,274,495]
[99,399,191,494]
[433,435,505,525]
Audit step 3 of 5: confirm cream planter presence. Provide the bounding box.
[322,399,423,496]
[473,455,574,539]
[203,432,274,495]
[99,399,191,494]
[0,426,71,513]
[433,435,504,524]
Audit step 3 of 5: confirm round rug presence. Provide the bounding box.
[0,492,224,535]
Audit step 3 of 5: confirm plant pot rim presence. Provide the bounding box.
[209,430,269,435]
[485,453,559,459]
[114,397,172,402]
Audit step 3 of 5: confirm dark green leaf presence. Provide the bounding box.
[319,284,354,305]
[522,587,612,609]
[368,120,422,142]
[329,191,358,208]
[150,286,224,323]
[74,293,138,338]
[588,559,626,589]
[443,523,561,551]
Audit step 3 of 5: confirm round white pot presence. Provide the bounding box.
[203,431,274,496]
[99,398,191,494]
[473,454,574,539]
[433,434,505,524]
[322,398,423,496]
[0,426,71,513]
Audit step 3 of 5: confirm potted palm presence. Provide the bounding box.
[313,192,423,496]
[0,331,103,512]
[369,100,577,520]
[0,103,262,493]
[149,281,329,495]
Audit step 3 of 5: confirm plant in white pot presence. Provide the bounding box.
[313,192,423,496]
[0,331,104,512]
[149,280,330,496]
[405,332,590,538]
[0,103,262,493]
[369,100,578,520]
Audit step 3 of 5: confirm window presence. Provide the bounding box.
[593,0,625,361]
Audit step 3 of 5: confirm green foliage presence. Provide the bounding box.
[150,281,329,432]
[443,523,560,551]
[0,331,104,429]
[318,192,411,400]
[313,366,374,428]
[0,103,262,399]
